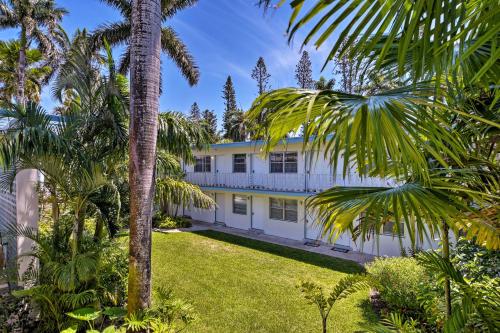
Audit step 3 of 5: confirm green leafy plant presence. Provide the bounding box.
[366,257,427,314]
[297,275,367,333]
[152,214,192,229]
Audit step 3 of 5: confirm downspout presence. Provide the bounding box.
[303,199,307,240]
[304,151,308,192]
[214,193,217,223]
[250,195,253,229]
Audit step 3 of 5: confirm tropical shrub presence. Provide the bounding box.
[6,220,128,332]
[366,257,426,314]
[152,213,192,229]
[451,237,500,282]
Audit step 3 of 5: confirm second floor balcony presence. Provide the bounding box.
[185,172,389,193]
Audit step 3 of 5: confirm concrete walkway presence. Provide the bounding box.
[154,221,375,265]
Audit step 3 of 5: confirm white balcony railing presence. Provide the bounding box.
[185,172,391,193]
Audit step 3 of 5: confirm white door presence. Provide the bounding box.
[215,193,225,223]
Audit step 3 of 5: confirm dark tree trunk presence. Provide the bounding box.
[16,27,27,105]
[127,0,162,318]
[442,221,452,318]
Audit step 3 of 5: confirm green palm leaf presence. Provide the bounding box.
[247,84,466,180]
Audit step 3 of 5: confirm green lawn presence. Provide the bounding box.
[151,230,376,332]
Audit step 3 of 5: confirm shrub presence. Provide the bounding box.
[366,257,426,313]
[153,213,192,229]
[451,237,500,282]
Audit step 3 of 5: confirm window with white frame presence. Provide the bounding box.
[382,222,405,236]
[194,156,211,172]
[232,195,247,215]
[269,198,298,222]
[233,154,246,173]
[269,152,297,173]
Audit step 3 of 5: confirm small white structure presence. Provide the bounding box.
[183,138,439,257]
[0,169,39,284]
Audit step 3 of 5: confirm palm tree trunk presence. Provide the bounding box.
[16,27,27,105]
[442,221,452,318]
[127,0,162,318]
[50,186,60,248]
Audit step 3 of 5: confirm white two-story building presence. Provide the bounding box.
[182,137,439,257]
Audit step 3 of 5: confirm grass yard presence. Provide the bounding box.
[151,230,377,333]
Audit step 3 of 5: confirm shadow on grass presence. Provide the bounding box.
[189,230,364,274]
[354,298,380,332]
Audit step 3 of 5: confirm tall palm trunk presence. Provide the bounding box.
[442,221,452,318]
[127,0,162,316]
[16,27,27,105]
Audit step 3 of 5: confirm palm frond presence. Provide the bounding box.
[247,84,466,180]
[155,177,215,211]
[161,26,200,86]
[158,111,209,163]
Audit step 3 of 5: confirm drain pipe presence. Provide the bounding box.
[303,199,307,240]
[250,195,253,229]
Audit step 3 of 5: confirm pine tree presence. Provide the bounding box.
[202,109,218,143]
[251,56,271,95]
[295,51,314,89]
[189,102,201,121]
[222,76,240,140]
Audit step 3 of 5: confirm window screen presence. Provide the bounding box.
[284,152,298,173]
[233,154,246,173]
[270,153,284,173]
[269,198,298,222]
[233,195,247,215]
[194,156,211,172]
[382,222,404,236]
[269,152,297,173]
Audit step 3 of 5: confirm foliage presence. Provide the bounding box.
[451,237,500,282]
[93,0,199,86]
[0,40,52,103]
[297,275,368,333]
[366,257,426,314]
[221,75,244,141]
[188,102,200,121]
[152,214,192,229]
[364,312,423,333]
[314,76,334,90]
[6,220,128,332]
[251,56,271,95]
[417,251,500,333]
[155,176,215,217]
[295,50,314,89]
[201,109,218,143]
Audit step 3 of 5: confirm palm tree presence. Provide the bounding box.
[93,0,199,86]
[127,0,162,317]
[0,40,51,103]
[0,0,67,104]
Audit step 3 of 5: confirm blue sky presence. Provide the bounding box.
[0,0,335,126]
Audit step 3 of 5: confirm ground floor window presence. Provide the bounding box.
[232,194,247,215]
[269,198,298,222]
[382,221,405,236]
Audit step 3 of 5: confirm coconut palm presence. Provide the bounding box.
[0,0,67,104]
[0,40,52,103]
[93,0,199,86]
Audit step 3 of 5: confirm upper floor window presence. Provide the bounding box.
[194,156,211,172]
[232,194,247,215]
[233,154,246,173]
[269,198,298,222]
[270,152,298,173]
[382,222,405,237]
